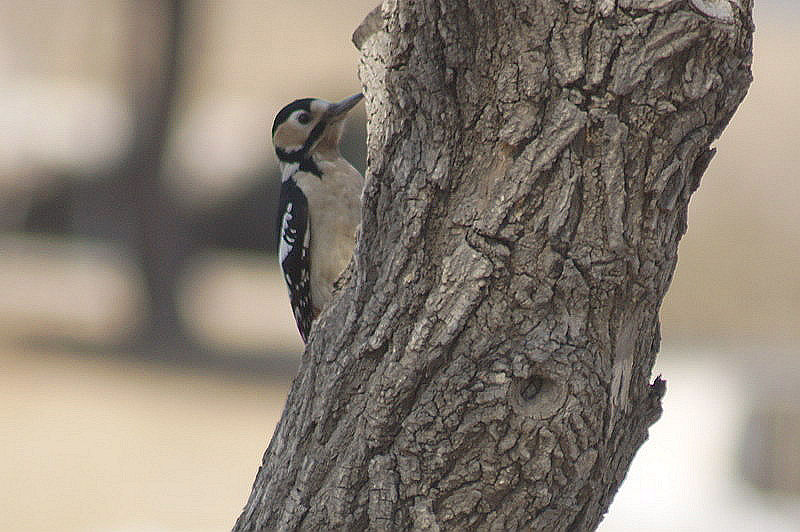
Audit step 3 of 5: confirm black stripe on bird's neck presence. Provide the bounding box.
[299,157,322,177]
[303,119,327,154]
[276,147,322,178]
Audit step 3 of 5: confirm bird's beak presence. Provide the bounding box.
[325,93,364,121]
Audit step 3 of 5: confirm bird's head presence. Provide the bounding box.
[271,93,363,165]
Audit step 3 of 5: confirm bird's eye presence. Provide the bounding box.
[297,112,312,125]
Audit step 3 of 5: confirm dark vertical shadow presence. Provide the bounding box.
[118,0,192,350]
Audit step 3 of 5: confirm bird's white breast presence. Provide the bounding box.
[292,155,362,311]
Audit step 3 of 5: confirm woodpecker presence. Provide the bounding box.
[271,93,364,342]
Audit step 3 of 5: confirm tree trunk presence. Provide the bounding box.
[122,0,192,347]
[235,1,753,530]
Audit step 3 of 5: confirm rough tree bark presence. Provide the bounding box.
[235,0,753,530]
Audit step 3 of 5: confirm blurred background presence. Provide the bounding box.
[0,1,796,531]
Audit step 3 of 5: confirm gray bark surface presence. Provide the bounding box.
[235,1,753,530]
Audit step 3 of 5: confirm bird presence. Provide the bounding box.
[271,93,364,343]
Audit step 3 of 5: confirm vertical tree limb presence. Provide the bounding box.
[235,0,753,529]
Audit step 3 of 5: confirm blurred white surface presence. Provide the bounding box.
[0,234,145,344]
[600,353,800,532]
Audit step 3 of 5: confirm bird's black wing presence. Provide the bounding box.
[277,177,313,342]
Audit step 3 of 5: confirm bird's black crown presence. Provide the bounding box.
[272,98,315,136]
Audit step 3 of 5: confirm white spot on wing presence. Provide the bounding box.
[281,162,300,182]
[279,205,293,263]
